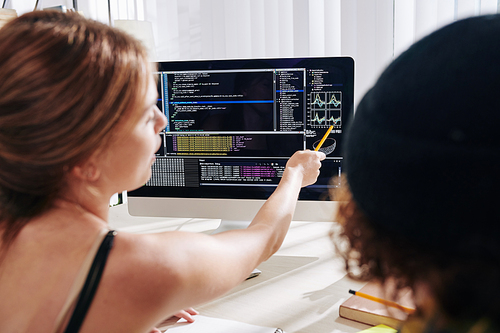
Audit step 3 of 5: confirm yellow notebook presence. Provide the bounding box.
[358,324,397,333]
[340,281,415,329]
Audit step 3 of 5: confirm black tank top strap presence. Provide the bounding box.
[63,230,117,333]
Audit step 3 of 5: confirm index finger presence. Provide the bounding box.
[304,149,326,161]
[315,151,326,161]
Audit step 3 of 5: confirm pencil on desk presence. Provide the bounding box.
[314,125,334,151]
[349,289,415,314]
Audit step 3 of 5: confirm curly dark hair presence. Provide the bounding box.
[330,176,500,327]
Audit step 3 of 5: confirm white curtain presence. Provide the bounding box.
[77,0,500,104]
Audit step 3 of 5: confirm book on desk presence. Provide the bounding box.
[339,281,415,329]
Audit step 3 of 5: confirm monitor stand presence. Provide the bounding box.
[210,219,252,234]
[211,220,261,280]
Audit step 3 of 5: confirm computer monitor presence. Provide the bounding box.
[128,56,354,228]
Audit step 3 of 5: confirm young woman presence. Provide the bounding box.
[333,14,500,333]
[0,11,325,333]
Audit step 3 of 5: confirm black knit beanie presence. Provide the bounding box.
[344,14,500,258]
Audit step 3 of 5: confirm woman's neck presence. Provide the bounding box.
[52,197,110,227]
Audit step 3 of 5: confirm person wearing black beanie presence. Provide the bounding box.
[333,14,500,332]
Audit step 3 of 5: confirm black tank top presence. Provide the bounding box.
[63,230,116,333]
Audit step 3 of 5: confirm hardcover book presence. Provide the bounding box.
[339,281,415,328]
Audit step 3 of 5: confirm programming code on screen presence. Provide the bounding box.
[130,57,354,201]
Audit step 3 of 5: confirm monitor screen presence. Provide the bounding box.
[128,56,354,223]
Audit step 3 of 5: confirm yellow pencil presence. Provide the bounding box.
[349,289,415,314]
[314,125,334,151]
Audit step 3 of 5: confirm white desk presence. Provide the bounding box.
[108,204,370,333]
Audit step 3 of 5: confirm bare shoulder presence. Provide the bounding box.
[79,230,228,331]
[80,231,189,332]
[80,228,265,332]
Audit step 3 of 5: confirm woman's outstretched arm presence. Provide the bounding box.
[101,150,325,332]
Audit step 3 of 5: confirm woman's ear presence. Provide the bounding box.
[71,158,101,183]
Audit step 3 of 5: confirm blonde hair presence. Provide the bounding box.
[0,11,150,246]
